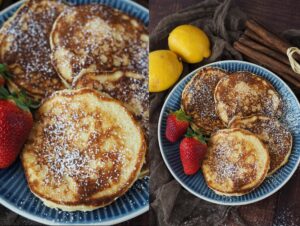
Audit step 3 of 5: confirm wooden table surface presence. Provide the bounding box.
[0,0,148,226]
[150,0,300,33]
[150,0,300,226]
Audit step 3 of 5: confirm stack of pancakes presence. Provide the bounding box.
[0,0,148,211]
[182,67,292,196]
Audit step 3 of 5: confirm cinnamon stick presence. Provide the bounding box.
[245,19,300,63]
[233,41,300,88]
[244,29,266,46]
[245,19,290,55]
[239,35,290,65]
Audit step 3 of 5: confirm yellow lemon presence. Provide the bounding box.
[168,25,211,64]
[149,50,183,92]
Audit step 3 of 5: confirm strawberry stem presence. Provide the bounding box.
[185,128,208,144]
[0,87,38,111]
[0,64,12,80]
[0,64,39,110]
[174,109,191,122]
[0,86,10,98]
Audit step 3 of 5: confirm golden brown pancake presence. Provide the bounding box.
[50,4,148,85]
[74,73,149,178]
[181,67,227,134]
[21,88,146,211]
[214,71,282,125]
[60,4,149,177]
[0,0,67,100]
[73,71,149,137]
[230,115,292,175]
[202,128,270,196]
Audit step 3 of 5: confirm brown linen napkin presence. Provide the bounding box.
[150,0,300,225]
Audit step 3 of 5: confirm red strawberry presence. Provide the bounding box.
[165,109,190,142]
[180,129,207,175]
[0,87,33,168]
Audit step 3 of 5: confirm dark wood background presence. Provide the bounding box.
[0,0,148,226]
[150,0,300,33]
[150,0,300,226]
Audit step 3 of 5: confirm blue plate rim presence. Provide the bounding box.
[0,196,149,226]
[0,0,149,225]
[158,59,300,206]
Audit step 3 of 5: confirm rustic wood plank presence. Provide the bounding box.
[150,0,300,32]
[149,0,199,32]
[237,0,300,33]
[272,168,300,226]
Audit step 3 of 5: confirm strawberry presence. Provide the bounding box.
[180,129,207,175]
[0,87,34,168]
[165,109,191,142]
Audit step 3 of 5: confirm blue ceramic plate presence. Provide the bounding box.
[0,0,149,225]
[158,60,300,205]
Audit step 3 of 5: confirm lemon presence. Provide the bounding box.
[168,25,211,64]
[149,50,183,92]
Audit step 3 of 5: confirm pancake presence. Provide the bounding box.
[50,4,148,85]
[73,74,150,177]
[230,116,292,175]
[73,79,149,178]
[0,0,67,100]
[202,128,270,196]
[73,70,149,138]
[181,67,227,134]
[63,5,149,177]
[21,88,146,211]
[214,71,283,125]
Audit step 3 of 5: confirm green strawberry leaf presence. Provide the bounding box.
[0,64,39,111]
[0,86,10,99]
[174,109,191,122]
[185,128,209,144]
[0,64,12,80]
[12,91,40,111]
[0,86,39,111]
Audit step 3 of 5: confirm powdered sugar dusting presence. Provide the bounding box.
[1,0,66,95]
[29,97,135,199]
[205,131,261,192]
[182,68,227,134]
[281,95,300,136]
[231,116,292,174]
[213,141,256,183]
[77,73,149,136]
[215,72,283,124]
[274,207,300,226]
[52,4,148,82]
[68,4,149,135]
